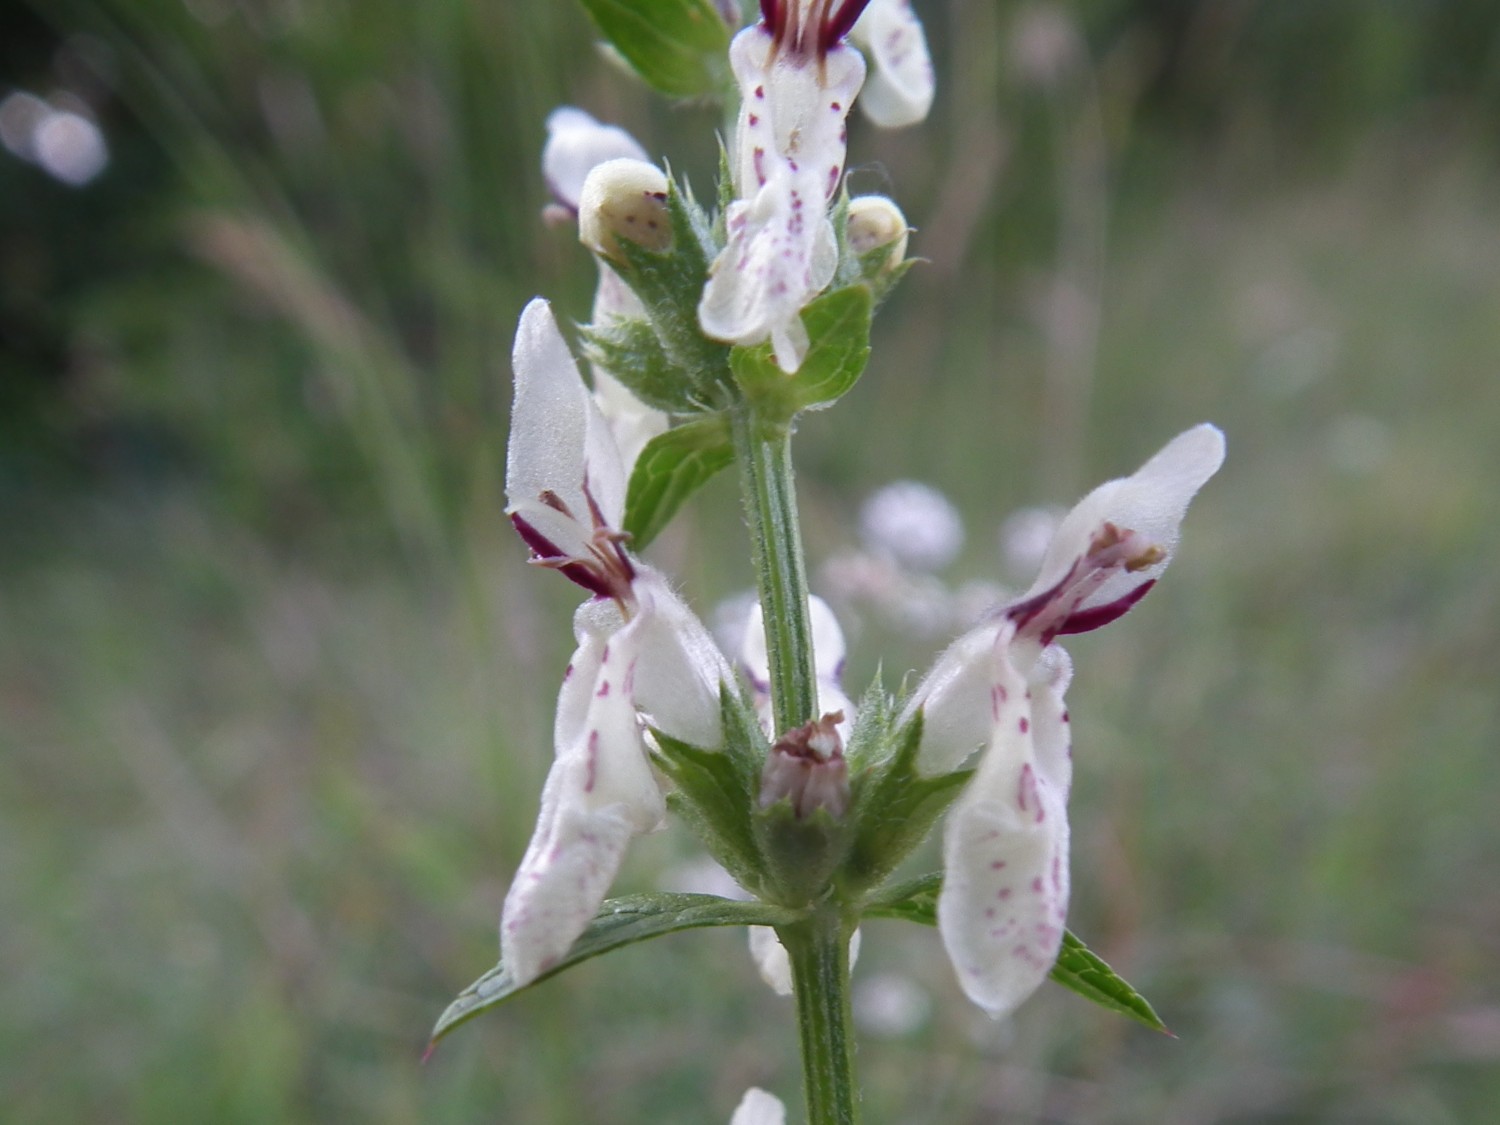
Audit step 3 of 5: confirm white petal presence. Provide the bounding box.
[698,174,838,371]
[938,640,1072,1016]
[588,267,667,477]
[900,621,1002,776]
[729,1087,787,1125]
[724,30,865,201]
[702,28,863,371]
[628,567,734,749]
[499,781,635,987]
[851,0,935,128]
[506,300,629,549]
[501,604,672,986]
[748,925,793,996]
[592,367,668,478]
[542,107,648,213]
[561,602,670,828]
[1023,423,1225,614]
[748,925,861,998]
[740,597,853,737]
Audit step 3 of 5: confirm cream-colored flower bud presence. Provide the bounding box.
[578,158,671,262]
[847,195,909,264]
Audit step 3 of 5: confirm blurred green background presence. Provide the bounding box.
[4,1,1499,1121]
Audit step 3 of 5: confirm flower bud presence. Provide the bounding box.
[760,712,850,820]
[847,195,909,264]
[578,157,672,262]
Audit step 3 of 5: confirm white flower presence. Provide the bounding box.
[500,299,734,985]
[906,423,1226,1015]
[698,5,866,372]
[542,107,649,215]
[849,0,935,127]
[730,1087,786,1125]
[540,109,670,479]
[740,595,854,740]
[859,478,964,571]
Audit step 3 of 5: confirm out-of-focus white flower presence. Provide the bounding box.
[849,0,935,127]
[500,299,735,986]
[904,424,1226,1015]
[542,106,649,215]
[749,924,861,997]
[730,1087,786,1125]
[860,479,964,571]
[853,971,932,1037]
[998,504,1066,580]
[740,595,854,739]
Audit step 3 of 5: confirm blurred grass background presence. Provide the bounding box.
[4,1,1500,1121]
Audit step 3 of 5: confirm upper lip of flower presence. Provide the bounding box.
[760,0,874,56]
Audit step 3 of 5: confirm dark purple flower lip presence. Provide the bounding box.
[760,0,873,56]
[1005,522,1165,644]
[509,477,636,605]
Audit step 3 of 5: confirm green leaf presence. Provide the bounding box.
[623,415,733,548]
[1051,931,1171,1034]
[577,0,731,99]
[582,318,699,414]
[432,892,797,1043]
[730,286,873,424]
[651,687,769,895]
[611,179,731,404]
[862,871,941,924]
[864,875,1170,1034]
[840,708,973,895]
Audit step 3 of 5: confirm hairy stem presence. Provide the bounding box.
[779,907,861,1125]
[731,404,818,734]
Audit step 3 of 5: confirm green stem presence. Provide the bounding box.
[730,403,817,735]
[780,908,860,1125]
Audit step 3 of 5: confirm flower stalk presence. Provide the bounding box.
[731,402,819,735]
[779,905,861,1125]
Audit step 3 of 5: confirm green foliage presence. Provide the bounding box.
[1050,931,1170,1034]
[651,688,770,896]
[576,0,731,99]
[582,318,700,414]
[730,286,874,425]
[840,707,973,896]
[610,180,732,409]
[432,892,797,1042]
[622,415,734,549]
[864,875,1169,1034]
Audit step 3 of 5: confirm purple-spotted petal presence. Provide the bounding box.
[937,637,1072,1017]
[701,26,864,371]
[500,610,664,986]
